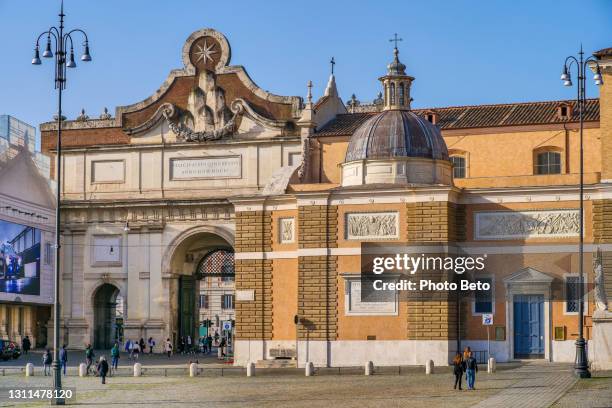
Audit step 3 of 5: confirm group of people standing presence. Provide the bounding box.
[123,337,156,358]
[452,346,479,390]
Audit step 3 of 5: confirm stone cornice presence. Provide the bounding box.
[47,135,301,153]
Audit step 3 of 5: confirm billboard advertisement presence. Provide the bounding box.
[0,219,41,296]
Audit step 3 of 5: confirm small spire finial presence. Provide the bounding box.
[330,57,336,75]
[306,80,313,104]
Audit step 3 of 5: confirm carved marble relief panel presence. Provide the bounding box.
[279,217,295,244]
[345,212,399,240]
[474,209,580,240]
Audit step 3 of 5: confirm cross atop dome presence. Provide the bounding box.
[379,33,414,110]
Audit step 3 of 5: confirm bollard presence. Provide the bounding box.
[218,347,223,359]
[305,361,314,377]
[425,359,434,375]
[189,363,198,377]
[488,357,496,373]
[133,362,142,377]
[246,362,255,377]
[365,361,374,376]
[78,363,87,377]
[25,363,34,377]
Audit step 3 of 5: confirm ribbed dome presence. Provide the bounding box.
[345,110,449,162]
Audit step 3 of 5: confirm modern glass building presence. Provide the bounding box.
[0,115,50,178]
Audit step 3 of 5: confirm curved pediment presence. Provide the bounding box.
[116,28,302,140]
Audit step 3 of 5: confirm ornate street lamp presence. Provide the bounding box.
[31,1,91,403]
[560,46,603,379]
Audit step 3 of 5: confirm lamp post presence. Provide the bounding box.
[31,1,92,403]
[560,46,603,379]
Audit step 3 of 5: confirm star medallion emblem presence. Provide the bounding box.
[194,39,217,64]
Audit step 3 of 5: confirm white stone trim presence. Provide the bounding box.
[234,243,612,260]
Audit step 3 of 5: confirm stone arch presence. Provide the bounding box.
[162,224,235,275]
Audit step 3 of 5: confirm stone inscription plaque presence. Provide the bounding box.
[170,156,241,180]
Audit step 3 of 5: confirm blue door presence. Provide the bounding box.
[513,294,544,358]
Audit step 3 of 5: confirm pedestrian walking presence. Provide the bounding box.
[462,346,472,382]
[59,345,68,376]
[21,336,31,355]
[97,356,109,384]
[85,344,95,375]
[219,337,226,357]
[164,338,173,358]
[132,341,140,359]
[465,351,478,390]
[139,338,146,355]
[110,342,120,373]
[186,335,193,354]
[124,339,131,355]
[206,335,213,354]
[452,353,465,390]
[42,349,52,376]
[148,337,155,354]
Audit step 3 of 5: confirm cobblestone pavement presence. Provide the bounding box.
[551,371,612,408]
[472,362,577,408]
[0,362,607,408]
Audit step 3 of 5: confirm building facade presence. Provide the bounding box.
[0,116,55,348]
[40,29,612,368]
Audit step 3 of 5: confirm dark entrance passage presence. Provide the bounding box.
[514,294,544,359]
[93,283,120,349]
[178,275,197,341]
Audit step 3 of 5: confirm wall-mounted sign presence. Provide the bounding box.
[170,156,241,180]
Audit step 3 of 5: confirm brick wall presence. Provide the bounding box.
[298,205,338,248]
[297,204,338,340]
[234,211,273,340]
[297,255,338,340]
[406,202,458,242]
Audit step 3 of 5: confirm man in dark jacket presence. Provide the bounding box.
[22,336,31,355]
[85,344,95,375]
[97,356,109,384]
[465,352,478,390]
[59,345,68,375]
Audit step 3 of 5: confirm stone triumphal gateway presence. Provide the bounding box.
[40,29,612,368]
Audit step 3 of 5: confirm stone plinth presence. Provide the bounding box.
[591,310,612,370]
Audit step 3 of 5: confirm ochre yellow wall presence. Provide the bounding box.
[313,125,602,188]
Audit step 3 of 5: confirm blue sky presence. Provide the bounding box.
[0,0,610,140]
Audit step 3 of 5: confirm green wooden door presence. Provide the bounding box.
[178,276,197,340]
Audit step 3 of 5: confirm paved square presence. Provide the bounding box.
[1,362,609,407]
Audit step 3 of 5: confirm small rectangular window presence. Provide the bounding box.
[221,294,234,310]
[474,277,493,314]
[450,156,466,179]
[566,276,581,313]
[535,151,561,175]
[199,294,209,309]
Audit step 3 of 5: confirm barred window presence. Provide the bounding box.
[221,294,234,310]
[450,156,466,179]
[566,276,581,313]
[535,151,561,175]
